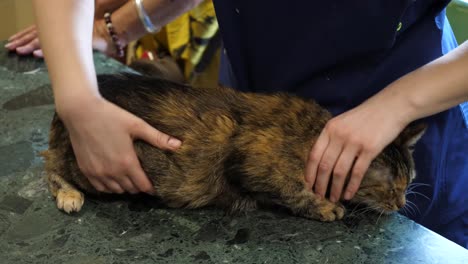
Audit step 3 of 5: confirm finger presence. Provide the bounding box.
[88,178,111,193]
[33,49,44,58]
[329,145,358,202]
[103,179,125,194]
[7,32,38,50]
[115,176,139,194]
[314,138,343,199]
[8,25,36,42]
[132,120,181,151]
[127,159,156,195]
[16,39,41,55]
[343,153,373,200]
[305,131,330,191]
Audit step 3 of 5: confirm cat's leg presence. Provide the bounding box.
[279,190,345,221]
[242,176,344,221]
[47,172,84,214]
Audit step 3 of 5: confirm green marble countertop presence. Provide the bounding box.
[0,46,467,264]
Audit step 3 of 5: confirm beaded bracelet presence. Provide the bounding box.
[104,12,125,58]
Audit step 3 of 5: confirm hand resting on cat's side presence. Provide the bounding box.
[41,73,426,222]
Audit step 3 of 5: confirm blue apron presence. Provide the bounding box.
[213,0,468,248]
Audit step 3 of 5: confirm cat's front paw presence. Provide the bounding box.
[316,202,345,222]
[56,189,84,213]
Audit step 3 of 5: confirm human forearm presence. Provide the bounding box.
[308,41,468,201]
[111,0,203,46]
[373,41,468,124]
[33,0,100,114]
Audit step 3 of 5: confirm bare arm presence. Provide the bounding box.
[32,0,200,194]
[32,0,99,108]
[384,41,468,122]
[307,41,468,202]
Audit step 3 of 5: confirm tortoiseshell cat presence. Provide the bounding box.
[42,73,426,221]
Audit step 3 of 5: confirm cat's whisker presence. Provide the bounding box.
[353,205,377,217]
[406,183,431,192]
[406,203,416,216]
[376,209,385,225]
[407,201,419,216]
[408,182,431,187]
[350,206,370,216]
[348,201,367,216]
[406,200,421,215]
[401,203,415,216]
[400,206,411,217]
[405,191,431,202]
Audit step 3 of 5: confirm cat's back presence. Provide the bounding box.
[97,74,244,139]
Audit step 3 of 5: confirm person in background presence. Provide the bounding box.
[5,0,468,247]
[7,0,221,88]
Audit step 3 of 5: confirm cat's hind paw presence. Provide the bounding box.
[56,189,84,213]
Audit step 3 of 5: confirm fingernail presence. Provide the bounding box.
[168,138,181,148]
[4,43,12,49]
[330,196,337,203]
[344,191,352,200]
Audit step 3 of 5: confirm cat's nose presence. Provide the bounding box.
[396,196,406,209]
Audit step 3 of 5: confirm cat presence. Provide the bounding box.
[41,73,426,222]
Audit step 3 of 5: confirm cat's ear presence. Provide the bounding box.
[396,123,427,149]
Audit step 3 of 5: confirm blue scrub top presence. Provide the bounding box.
[213,0,468,248]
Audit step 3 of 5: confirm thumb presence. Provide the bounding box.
[132,120,182,151]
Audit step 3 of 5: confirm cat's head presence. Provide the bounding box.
[349,123,427,214]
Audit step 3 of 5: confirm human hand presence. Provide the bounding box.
[59,96,181,194]
[304,99,410,202]
[5,0,127,58]
[5,26,44,57]
[5,20,119,58]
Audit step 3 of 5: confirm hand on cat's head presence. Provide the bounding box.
[305,102,424,205]
[349,122,427,214]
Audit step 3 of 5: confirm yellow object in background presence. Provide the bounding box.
[129,0,221,89]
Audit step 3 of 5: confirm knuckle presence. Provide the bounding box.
[362,142,379,155]
[318,161,331,173]
[119,155,135,168]
[333,168,346,179]
[77,163,88,175]
[346,182,359,192]
[352,168,366,179]
[324,121,336,133]
[132,119,143,130]
[155,131,169,145]
[326,119,343,132]
[32,38,40,48]
[93,167,107,178]
[94,185,106,192]
[348,136,363,148]
[309,152,321,163]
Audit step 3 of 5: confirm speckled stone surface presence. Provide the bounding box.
[0,45,467,264]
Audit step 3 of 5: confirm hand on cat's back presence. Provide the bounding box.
[58,97,182,194]
[304,97,410,203]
